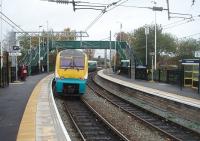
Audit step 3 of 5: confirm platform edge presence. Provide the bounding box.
[48,77,71,141]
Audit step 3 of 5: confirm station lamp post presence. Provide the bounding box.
[29,35,32,75]
[0,41,2,86]
[116,21,122,42]
[150,52,155,81]
[109,30,112,69]
[38,25,42,73]
[119,23,122,42]
[154,10,157,70]
[0,0,3,85]
[114,22,122,72]
[145,25,149,66]
[151,2,164,70]
[152,1,157,70]
[46,21,49,73]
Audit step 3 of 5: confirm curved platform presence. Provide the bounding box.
[98,70,200,108]
[17,74,71,141]
[96,70,200,129]
[0,73,48,140]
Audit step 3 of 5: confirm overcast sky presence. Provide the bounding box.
[2,0,200,41]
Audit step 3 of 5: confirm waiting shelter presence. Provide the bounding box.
[181,59,199,89]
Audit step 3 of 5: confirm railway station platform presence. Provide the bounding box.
[99,69,200,108]
[97,69,200,133]
[0,73,48,141]
[1,69,200,141]
[0,73,70,141]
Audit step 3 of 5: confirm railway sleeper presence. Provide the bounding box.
[77,122,97,126]
[73,115,93,118]
[81,126,101,130]
[76,118,95,123]
[135,113,150,118]
[90,74,200,141]
[71,112,91,116]
[83,130,107,135]
[86,136,112,141]
[127,109,141,113]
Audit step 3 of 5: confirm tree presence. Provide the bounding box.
[176,38,200,60]
[156,33,177,66]
[131,25,163,66]
[17,28,77,64]
[114,25,200,68]
[18,28,77,50]
[111,51,121,68]
[119,24,177,68]
[115,32,129,41]
[54,28,76,41]
[83,49,95,60]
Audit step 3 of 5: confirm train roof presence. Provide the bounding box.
[60,49,85,57]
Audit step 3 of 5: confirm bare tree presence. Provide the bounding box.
[83,49,95,60]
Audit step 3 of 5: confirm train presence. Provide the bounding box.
[54,49,88,96]
[88,60,97,72]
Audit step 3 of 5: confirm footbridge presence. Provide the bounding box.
[19,40,141,75]
[51,40,128,50]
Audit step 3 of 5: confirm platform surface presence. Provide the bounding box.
[99,70,200,108]
[16,73,70,141]
[0,73,48,141]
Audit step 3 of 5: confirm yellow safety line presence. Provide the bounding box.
[16,76,47,141]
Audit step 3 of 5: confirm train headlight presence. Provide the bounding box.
[80,77,84,80]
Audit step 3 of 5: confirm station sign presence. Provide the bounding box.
[9,52,22,56]
[13,46,20,50]
[182,59,199,65]
[195,51,200,58]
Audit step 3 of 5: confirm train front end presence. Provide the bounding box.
[54,50,88,96]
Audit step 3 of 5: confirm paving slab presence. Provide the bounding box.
[0,73,49,141]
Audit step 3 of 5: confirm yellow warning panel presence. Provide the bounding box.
[16,77,44,141]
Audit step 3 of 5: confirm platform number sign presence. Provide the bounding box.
[13,46,20,50]
[195,51,200,58]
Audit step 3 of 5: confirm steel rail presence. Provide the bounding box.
[64,101,86,141]
[81,98,129,141]
[63,97,128,141]
[87,73,200,141]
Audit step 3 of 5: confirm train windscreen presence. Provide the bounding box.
[60,57,72,69]
[74,57,84,69]
[60,56,84,69]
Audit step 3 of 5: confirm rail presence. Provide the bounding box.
[88,73,200,141]
[64,97,129,141]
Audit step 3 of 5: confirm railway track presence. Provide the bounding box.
[64,97,128,141]
[87,73,200,141]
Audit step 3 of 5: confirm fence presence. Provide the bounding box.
[0,67,9,87]
[134,67,182,87]
[0,52,9,87]
[135,67,148,80]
